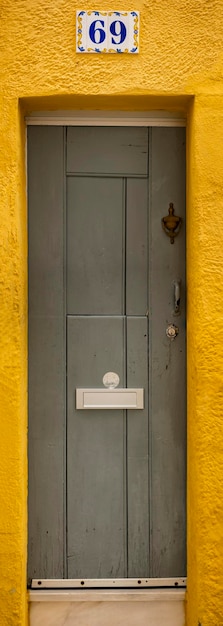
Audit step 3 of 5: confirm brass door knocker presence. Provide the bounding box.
[161,203,182,244]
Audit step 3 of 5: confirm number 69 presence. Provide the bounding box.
[89,19,127,46]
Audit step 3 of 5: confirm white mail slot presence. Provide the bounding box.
[76,388,144,410]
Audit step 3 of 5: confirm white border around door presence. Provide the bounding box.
[26,110,186,127]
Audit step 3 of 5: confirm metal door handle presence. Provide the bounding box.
[174,280,181,314]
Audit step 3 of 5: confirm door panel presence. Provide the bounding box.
[28,127,65,579]
[126,179,148,315]
[149,128,186,576]
[67,177,125,315]
[67,126,148,176]
[28,125,186,583]
[67,316,126,578]
[66,132,151,578]
[126,316,149,577]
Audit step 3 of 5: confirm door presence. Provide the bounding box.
[28,125,186,584]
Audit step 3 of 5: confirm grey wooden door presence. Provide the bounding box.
[28,126,186,582]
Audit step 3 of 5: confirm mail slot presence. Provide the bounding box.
[76,388,144,410]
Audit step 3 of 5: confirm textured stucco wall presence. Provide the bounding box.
[0,2,223,625]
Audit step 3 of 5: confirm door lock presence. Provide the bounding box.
[166,323,179,340]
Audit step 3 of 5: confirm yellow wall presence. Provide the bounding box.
[0,2,223,625]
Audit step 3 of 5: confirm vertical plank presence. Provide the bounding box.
[67,177,124,315]
[28,127,65,578]
[127,317,149,577]
[126,178,148,315]
[67,316,127,578]
[149,127,186,576]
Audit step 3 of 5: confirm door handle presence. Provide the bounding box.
[173,279,181,314]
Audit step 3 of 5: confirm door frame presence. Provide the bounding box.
[26,110,186,127]
[27,111,187,591]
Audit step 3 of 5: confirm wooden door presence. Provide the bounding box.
[28,126,186,583]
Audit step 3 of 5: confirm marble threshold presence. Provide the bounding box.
[29,589,186,626]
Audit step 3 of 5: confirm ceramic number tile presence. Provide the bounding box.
[127,11,140,53]
[86,11,108,53]
[76,11,139,53]
[107,12,129,53]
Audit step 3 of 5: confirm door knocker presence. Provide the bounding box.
[161,203,182,244]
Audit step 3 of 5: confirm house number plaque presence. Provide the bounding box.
[76,11,139,53]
